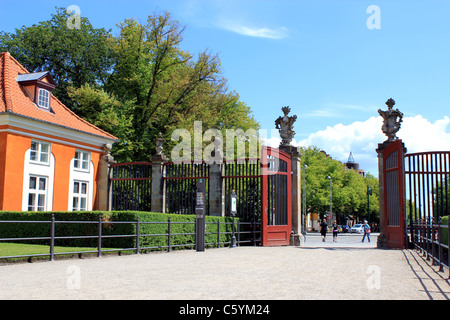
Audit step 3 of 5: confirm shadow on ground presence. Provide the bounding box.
[401,250,449,300]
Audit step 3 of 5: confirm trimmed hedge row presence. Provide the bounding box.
[0,211,236,250]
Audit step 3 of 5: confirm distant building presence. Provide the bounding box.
[344,152,365,177]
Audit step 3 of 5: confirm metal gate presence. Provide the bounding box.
[406,151,450,223]
[405,151,449,276]
[382,140,406,249]
[261,147,292,246]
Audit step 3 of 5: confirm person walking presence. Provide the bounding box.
[332,221,338,242]
[320,219,328,242]
[362,220,371,242]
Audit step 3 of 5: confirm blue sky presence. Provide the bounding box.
[1,0,449,175]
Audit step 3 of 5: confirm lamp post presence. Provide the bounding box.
[230,190,237,248]
[367,186,372,223]
[327,176,332,222]
[302,165,307,235]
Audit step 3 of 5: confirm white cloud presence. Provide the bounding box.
[293,115,450,176]
[259,115,449,176]
[399,115,450,153]
[218,19,288,39]
[262,135,281,148]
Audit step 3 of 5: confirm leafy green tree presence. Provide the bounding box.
[301,146,379,223]
[1,8,259,162]
[0,7,113,109]
[104,11,259,161]
[66,84,137,162]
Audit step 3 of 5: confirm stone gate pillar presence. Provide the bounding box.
[209,162,224,216]
[151,133,168,213]
[280,145,303,246]
[276,106,303,246]
[96,143,115,211]
[376,99,407,249]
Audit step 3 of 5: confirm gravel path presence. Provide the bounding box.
[0,233,448,300]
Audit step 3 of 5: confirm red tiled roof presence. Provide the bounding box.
[0,52,117,141]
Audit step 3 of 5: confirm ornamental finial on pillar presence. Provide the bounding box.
[275,106,297,146]
[378,98,403,142]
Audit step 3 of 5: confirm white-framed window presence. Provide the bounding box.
[30,140,51,164]
[37,88,50,109]
[74,150,90,171]
[72,181,88,211]
[28,175,47,211]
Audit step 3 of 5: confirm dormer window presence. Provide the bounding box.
[37,88,50,109]
[16,71,56,111]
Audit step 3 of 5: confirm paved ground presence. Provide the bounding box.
[0,233,448,300]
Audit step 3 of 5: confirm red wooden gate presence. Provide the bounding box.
[261,147,292,246]
[383,140,407,249]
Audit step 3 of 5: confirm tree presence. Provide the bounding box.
[0,7,113,109]
[66,84,137,162]
[1,9,259,162]
[301,146,379,223]
[103,12,259,161]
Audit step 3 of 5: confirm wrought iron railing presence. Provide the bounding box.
[110,162,152,211]
[223,158,261,222]
[410,218,449,278]
[164,161,210,215]
[0,216,261,262]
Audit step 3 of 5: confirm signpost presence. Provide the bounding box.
[230,190,237,248]
[195,179,206,252]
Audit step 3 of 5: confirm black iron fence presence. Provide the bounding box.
[405,151,449,277]
[0,216,260,262]
[164,161,210,215]
[110,162,152,211]
[405,151,449,223]
[224,158,261,222]
[410,218,449,278]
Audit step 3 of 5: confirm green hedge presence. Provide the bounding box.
[0,211,236,250]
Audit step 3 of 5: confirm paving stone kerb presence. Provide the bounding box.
[0,234,448,300]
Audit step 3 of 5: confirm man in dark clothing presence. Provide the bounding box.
[320,219,328,242]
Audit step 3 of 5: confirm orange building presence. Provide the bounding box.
[0,52,118,211]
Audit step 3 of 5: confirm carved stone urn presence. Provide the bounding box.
[378,98,403,142]
[275,106,297,146]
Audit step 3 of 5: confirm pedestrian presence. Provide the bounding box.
[320,219,328,242]
[362,220,371,242]
[332,221,338,242]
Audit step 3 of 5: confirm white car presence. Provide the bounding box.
[350,224,364,234]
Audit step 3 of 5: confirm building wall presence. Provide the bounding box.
[0,130,103,211]
[2,132,28,211]
[0,131,8,209]
[52,141,73,210]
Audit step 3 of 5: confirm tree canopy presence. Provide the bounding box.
[0,8,259,162]
[300,146,379,223]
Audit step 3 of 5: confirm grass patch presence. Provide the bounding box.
[0,242,122,263]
